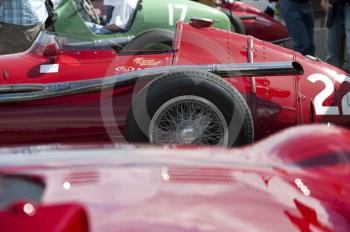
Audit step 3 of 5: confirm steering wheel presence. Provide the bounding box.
[80,0,101,24]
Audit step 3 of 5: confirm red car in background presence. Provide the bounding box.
[224,0,290,43]
[0,125,350,231]
[195,0,290,44]
[0,19,348,147]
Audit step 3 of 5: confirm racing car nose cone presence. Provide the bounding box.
[181,128,196,144]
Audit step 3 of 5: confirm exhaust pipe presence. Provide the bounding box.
[0,84,45,94]
[0,62,303,103]
[211,61,304,77]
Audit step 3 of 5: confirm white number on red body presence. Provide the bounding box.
[307,73,350,115]
[168,3,188,26]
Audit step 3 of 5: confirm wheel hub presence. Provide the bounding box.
[179,127,196,144]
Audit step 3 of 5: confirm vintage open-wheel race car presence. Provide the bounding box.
[53,0,232,45]
[0,18,349,146]
[52,0,289,47]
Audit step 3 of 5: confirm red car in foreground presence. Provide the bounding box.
[0,19,348,147]
[0,125,350,231]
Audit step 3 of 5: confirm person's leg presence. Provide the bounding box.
[344,6,350,68]
[0,23,12,55]
[301,2,315,56]
[85,21,112,34]
[280,0,313,55]
[6,24,43,53]
[105,5,115,24]
[21,24,45,51]
[0,23,42,55]
[325,17,345,68]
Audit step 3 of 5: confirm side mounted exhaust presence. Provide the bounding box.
[0,62,303,103]
[211,61,304,77]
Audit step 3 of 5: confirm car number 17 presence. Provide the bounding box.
[168,3,188,26]
[307,73,350,116]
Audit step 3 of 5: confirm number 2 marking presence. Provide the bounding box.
[168,4,188,26]
[335,75,350,115]
[307,74,339,115]
[307,73,350,115]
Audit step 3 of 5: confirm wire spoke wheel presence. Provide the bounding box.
[124,71,254,147]
[149,95,229,146]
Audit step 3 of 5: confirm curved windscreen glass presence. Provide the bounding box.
[30,31,137,54]
[30,30,173,54]
[30,31,126,54]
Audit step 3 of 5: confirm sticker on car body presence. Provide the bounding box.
[115,66,136,73]
[40,64,59,74]
[168,3,188,26]
[134,57,162,66]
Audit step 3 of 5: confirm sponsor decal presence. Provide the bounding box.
[115,66,136,73]
[134,57,162,66]
[40,64,59,73]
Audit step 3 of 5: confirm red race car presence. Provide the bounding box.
[0,125,350,231]
[226,0,290,43]
[0,19,348,147]
[196,0,290,44]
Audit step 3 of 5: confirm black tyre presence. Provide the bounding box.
[124,71,254,147]
[123,29,174,51]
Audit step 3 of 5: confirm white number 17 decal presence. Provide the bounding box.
[168,3,188,26]
[307,73,350,115]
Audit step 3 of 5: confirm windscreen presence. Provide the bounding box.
[30,30,173,54]
[30,31,120,54]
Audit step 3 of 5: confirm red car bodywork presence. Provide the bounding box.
[0,125,350,231]
[0,20,348,145]
[221,1,290,43]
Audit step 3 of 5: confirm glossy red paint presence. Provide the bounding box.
[0,125,349,231]
[0,21,348,145]
[0,202,89,232]
[221,1,290,43]
[174,23,350,139]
